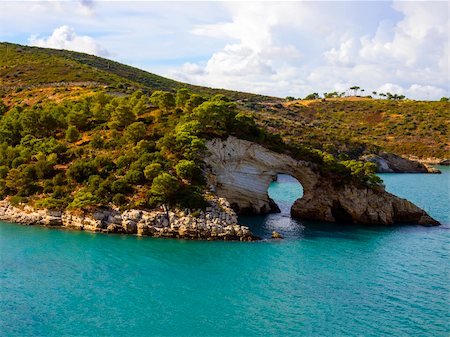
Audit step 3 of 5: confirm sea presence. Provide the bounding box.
[1,167,449,337]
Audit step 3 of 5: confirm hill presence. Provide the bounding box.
[0,42,276,102]
[1,42,448,162]
[248,97,449,159]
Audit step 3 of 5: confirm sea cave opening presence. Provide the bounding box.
[239,174,304,238]
[267,174,303,215]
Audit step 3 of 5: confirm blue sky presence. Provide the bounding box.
[0,1,448,99]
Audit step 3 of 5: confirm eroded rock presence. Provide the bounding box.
[205,137,440,226]
[361,153,441,173]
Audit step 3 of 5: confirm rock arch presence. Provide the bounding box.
[204,137,439,226]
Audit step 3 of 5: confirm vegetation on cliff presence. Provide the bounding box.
[0,85,381,211]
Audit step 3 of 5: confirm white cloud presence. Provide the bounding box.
[376,83,405,95]
[169,1,448,99]
[1,1,447,100]
[169,2,307,94]
[28,25,109,56]
[76,0,95,16]
[324,38,357,66]
[406,84,446,100]
[180,63,205,76]
[376,83,446,100]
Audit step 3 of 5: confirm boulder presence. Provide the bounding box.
[271,231,283,239]
[361,153,441,173]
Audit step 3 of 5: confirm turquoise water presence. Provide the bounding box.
[1,169,449,336]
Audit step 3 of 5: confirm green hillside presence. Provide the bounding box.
[250,98,449,159]
[1,41,448,162]
[0,42,276,102]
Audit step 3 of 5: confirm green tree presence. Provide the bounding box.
[109,101,136,130]
[124,122,146,144]
[67,102,90,130]
[67,160,97,183]
[148,172,180,206]
[65,126,80,143]
[69,190,99,208]
[175,160,197,181]
[144,163,162,181]
[324,92,339,98]
[132,97,148,116]
[150,91,176,112]
[185,94,206,113]
[175,88,190,109]
[91,102,110,123]
[20,108,58,138]
[192,100,237,136]
[304,93,320,100]
[349,86,361,96]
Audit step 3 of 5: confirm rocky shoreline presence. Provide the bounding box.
[0,197,257,241]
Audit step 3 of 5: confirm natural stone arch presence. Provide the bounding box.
[204,136,316,215]
[204,137,439,226]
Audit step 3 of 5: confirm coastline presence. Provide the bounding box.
[0,197,257,241]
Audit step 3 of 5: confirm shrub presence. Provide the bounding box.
[112,193,127,206]
[69,190,98,209]
[111,179,131,194]
[67,160,97,183]
[144,163,162,181]
[35,197,65,209]
[175,159,198,181]
[65,126,80,143]
[124,122,146,144]
[10,195,28,206]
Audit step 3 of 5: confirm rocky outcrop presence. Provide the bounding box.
[205,137,440,226]
[361,153,441,173]
[0,196,256,241]
[439,159,450,166]
[290,180,437,225]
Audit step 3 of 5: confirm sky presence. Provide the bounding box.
[0,1,449,100]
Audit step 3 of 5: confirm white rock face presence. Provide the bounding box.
[205,136,317,214]
[205,137,440,226]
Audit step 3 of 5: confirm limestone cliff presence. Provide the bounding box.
[205,137,440,226]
